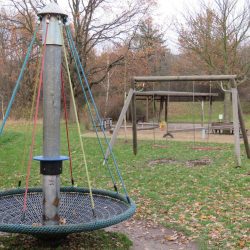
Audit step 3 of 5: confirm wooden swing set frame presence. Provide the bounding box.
[105,75,250,167]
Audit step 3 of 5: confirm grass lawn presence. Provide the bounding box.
[0,123,249,249]
[0,230,132,250]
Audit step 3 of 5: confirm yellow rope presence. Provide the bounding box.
[19,48,42,181]
[61,25,95,210]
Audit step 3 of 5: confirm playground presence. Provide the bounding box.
[0,120,249,249]
[0,2,249,250]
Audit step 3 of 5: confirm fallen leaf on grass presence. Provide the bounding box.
[165,234,178,241]
[59,217,66,225]
[238,240,246,249]
[200,214,207,220]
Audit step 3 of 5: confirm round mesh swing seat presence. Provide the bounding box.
[0,187,136,237]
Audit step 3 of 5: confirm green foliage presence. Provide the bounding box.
[132,17,165,51]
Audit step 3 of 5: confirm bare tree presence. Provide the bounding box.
[0,0,154,120]
[176,0,250,122]
[67,0,153,84]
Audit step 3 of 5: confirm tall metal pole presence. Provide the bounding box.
[38,3,68,226]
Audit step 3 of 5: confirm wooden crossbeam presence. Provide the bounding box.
[134,91,218,97]
[134,75,237,82]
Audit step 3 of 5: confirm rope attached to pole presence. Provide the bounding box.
[61,69,74,186]
[18,46,43,187]
[65,27,121,194]
[0,24,39,135]
[61,26,96,215]
[63,45,118,192]
[22,22,49,217]
[66,26,129,200]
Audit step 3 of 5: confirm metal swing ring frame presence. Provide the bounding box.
[0,187,136,236]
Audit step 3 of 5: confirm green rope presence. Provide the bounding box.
[0,24,39,135]
[66,25,129,202]
[64,27,118,192]
[65,27,129,196]
[61,26,95,212]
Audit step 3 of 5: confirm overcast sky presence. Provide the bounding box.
[59,0,208,53]
[155,0,212,53]
[155,0,247,53]
[0,0,247,53]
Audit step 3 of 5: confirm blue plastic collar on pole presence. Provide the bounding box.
[65,26,129,198]
[0,25,39,135]
[33,155,69,161]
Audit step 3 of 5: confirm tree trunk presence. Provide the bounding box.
[223,90,231,123]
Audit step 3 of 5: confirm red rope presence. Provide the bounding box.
[61,69,74,185]
[23,23,49,213]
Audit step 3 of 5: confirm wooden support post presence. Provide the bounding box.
[131,80,137,155]
[201,98,206,139]
[165,97,168,123]
[124,92,128,142]
[237,93,250,159]
[231,88,241,167]
[159,97,164,122]
[146,98,149,122]
[104,89,134,162]
[127,100,130,121]
[206,97,213,139]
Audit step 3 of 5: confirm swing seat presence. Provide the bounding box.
[0,187,135,237]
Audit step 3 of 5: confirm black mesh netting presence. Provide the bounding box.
[0,191,129,225]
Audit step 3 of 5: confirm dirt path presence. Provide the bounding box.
[106,219,198,250]
[83,126,239,144]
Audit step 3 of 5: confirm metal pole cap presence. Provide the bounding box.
[38,2,68,17]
